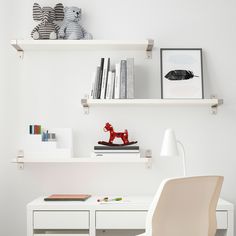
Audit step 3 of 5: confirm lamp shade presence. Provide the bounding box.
[160,129,179,157]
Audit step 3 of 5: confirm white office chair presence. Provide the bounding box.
[142,176,223,236]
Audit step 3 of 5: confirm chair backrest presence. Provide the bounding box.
[145,176,223,236]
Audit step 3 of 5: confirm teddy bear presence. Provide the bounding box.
[58,7,93,40]
[31,3,64,40]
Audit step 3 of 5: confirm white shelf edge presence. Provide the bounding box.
[82,98,222,106]
[11,39,154,53]
[81,98,223,114]
[12,157,150,164]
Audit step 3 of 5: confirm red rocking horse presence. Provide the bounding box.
[98,122,137,146]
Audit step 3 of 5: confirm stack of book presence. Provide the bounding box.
[89,58,135,99]
[91,145,140,158]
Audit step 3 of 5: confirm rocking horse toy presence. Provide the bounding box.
[98,122,137,146]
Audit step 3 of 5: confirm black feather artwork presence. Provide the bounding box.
[165,70,199,80]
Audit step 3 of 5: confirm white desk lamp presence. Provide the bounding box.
[160,129,186,176]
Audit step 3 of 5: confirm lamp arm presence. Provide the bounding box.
[177,140,186,177]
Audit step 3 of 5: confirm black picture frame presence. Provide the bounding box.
[160,48,204,99]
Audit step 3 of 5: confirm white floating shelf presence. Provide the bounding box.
[81,98,223,114]
[12,157,149,163]
[11,39,154,58]
[12,157,151,169]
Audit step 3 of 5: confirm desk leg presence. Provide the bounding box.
[227,209,234,236]
[27,209,33,236]
[90,210,96,236]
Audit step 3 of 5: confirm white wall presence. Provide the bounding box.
[1,0,236,235]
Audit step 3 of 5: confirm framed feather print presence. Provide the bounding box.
[160,48,204,99]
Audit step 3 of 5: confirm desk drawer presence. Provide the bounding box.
[216,211,227,229]
[34,211,89,229]
[95,211,227,230]
[96,211,147,229]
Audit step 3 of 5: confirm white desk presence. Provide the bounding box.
[27,196,234,236]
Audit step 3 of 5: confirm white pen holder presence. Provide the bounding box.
[22,128,73,158]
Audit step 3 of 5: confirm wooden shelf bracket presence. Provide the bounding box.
[146,39,154,59]
[81,95,89,114]
[145,149,152,169]
[11,40,24,59]
[16,150,24,170]
[211,95,223,115]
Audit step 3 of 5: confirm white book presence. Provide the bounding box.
[89,71,96,99]
[91,152,141,158]
[114,63,121,99]
[94,150,140,153]
[100,58,110,99]
[126,58,134,99]
[105,71,113,99]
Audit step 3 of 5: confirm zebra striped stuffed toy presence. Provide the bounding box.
[31,3,64,40]
[58,7,93,40]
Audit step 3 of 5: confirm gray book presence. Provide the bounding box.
[97,58,104,99]
[120,60,127,99]
[126,58,134,99]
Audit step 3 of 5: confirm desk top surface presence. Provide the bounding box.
[27,196,234,211]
